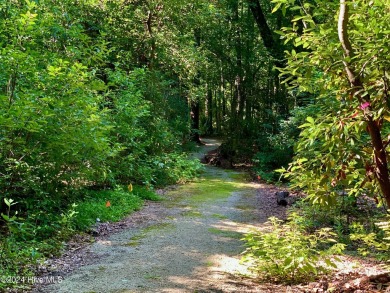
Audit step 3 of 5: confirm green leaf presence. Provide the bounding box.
[272,3,282,13]
[306,116,315,124]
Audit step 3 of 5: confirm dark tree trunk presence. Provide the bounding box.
[221,66,226,118]
[248,0,289,121]
[247,0,283,63]
[247,0,275,50]
[230,0,244,134]
[190,100,201,144]
[145,10,156,69]
[205,87,213,135]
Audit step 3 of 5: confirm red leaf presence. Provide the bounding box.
[106,201,111,207]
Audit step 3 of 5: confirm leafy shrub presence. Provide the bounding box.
[289,198,357,232]
[253,106,317,182]
[253,149,291,182]
[289,194,390,250]
[349,212,390,263]
[133,186,162,201]
[72,187,147,230]
[242,213,345,283]
[150,153,204,186]
[0,198,48,288]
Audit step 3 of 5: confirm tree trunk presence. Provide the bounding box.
[205,87,213,135]
[247,0,283,63]
[231,0,244,135]
[145,10,156,69]
[247,0,274,50]
[190,100,201,144]
[221,66,226,119]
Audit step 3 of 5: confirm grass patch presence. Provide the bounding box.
[0,184,161,291]
[73,185,161,230]
[181,210,203,217]
[126,223,175,247]
[211,213,228,219]
[178,178,248,204]
[208,227,243,239]
[74,188,142,230]
[133,185,162,201]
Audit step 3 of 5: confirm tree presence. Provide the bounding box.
[276,0,390,206]
[338,0,390,206]
[247,0,283,62]
[0,0,210,206]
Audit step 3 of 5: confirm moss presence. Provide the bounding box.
[208,227,243,239]
[235,204,253,211]
[144,222,174,232]
[229,172,250,181]
[175,180,245,204]
[163,167,257,212]
[211,213,228,219]
[144,273,162,280]
[125,233,146,247]
[125,223,175,247]
[181,210,203,218]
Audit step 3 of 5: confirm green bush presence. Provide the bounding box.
[253,106,317,182]
[349,212,390,263]
[242,213,345,284]
[149,153,204,186]
[72,187,149,230]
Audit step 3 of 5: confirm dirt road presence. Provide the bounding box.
[35,139,287,293]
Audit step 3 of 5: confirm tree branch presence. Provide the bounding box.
[338,1,353,58]
[247,0,274,50]
[247,0,284,64]
[338,0,363,88]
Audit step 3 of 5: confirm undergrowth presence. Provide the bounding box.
[242,195,390,284]
[0,185,162,291]
[72,186,158,230]
[242,213,345,284]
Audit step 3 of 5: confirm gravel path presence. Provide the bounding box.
[33,138,289,293]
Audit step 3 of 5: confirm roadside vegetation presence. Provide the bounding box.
[242,0,390,286]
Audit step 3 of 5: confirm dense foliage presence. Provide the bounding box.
[242,213,345,283]
[243,0,390,284]
[1,0,389,288]
[276,0,390,206]
[0,0,204,283]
